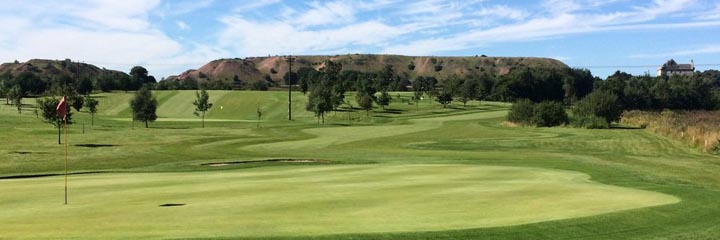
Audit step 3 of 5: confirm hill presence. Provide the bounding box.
[171,54,568,85]
[0,59,128,82]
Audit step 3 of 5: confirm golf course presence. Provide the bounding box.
[2,90,720,239]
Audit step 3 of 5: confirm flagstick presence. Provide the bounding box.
[64,116,68,205]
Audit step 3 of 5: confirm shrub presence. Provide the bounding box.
[507,99,535,125]
[574,90,621,124]
[532,101,568,127]
[570,114,609,129]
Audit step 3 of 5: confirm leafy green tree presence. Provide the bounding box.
[444,74,464,97]
[435,90,453,108]
[296,67,317,95]
[283,71,298,86]
[358,93,374,116]
[76,77,93,95]
[69,94,84,112]
[129,66,155,90]
[15,72,46,95]
[192,89,213,128]
[84,96,99,126]
[8,85,24,113]
[129,87,157,128]
[0,77,9,105]
[573,90,621,127]
[412,77,424,108]
[306,84,333,124]
[376,91,391,109]
[459,77,479,107]
[563,68,595,103]
[423,77,438,102]
[37,97,73,144]
[377,64,394,91]
[532,101,568,127]
[96,73,116,92]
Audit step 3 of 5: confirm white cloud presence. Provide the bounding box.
[0,0,198,77]
[542,0,582,15]
[696,3,720,20]
[295,1,356,27]
[630,44,720,58]
[476,5,527,21]
[233,0,281,12]
[218,17,402,56]
[177,21,190,30]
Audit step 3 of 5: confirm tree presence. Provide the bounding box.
[37,97,73,144]
[84,96,99,126]
[305,84,333,124]
[296,67,317,95]
[8,85,24,113]
[0,76,9,104]
[129,87,157,128]
[459,77,479,107]
[573,90,622,127]
[358,93,374,116]
[69,94,84,112]
[192,89,213,128]
[76,77,93,95]
[129,66,155,90]
[376,91,391,110]
[436,90,453,108]
[423,77,438,102]
[96,73,116,92]
[412,77,424,109]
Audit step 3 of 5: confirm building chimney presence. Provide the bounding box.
[691,59,695,70]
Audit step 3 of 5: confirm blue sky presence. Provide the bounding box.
[1,0,719,79]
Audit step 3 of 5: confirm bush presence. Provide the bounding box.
[507,99,535,125]
[532,101,568,127]
[570,114,609,129]
[574,90,622,123]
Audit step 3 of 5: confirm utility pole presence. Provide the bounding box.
[286,55,296,121]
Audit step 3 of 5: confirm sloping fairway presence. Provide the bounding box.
[0,164,677,239]
[95,90,314,121]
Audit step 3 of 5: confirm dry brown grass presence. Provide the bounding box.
[622,110,720,153]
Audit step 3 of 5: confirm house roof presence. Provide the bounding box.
[659,59,694,71]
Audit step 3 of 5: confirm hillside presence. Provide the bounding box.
[0,59,128,81]
[171,54,568,85]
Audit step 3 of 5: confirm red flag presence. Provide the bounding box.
[56,96,67,119]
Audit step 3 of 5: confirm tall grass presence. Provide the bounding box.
[622,110,720,153]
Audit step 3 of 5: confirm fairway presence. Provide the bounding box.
[0,164,677,238]
[2,90,720,239]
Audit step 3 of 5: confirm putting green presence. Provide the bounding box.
[0,164,678,239]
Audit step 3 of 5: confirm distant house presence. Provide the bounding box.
[657,59,694,77]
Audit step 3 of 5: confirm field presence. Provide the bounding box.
[2,90,720,239]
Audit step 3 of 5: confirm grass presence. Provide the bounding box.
[0,164,677,239]
[1,90,720,239]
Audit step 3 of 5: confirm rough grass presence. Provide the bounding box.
[1,91,720,239]
[622,110,720,152]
